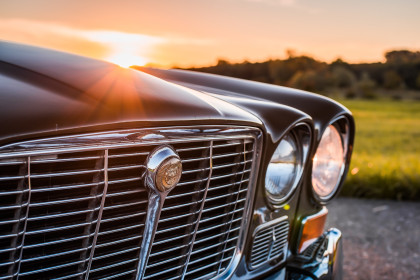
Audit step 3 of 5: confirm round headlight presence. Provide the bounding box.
[265,133,302,203]
[312,124,346,200]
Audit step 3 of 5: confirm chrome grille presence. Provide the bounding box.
[0,127,261,280]
[250,217,289,269]
[143,139,254,280]
[5,151,105,280]
[0,159,29,279]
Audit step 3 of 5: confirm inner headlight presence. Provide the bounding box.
[312,124,346,200]
[265,133,302,203]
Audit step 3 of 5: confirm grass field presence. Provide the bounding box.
[336,99,420,200]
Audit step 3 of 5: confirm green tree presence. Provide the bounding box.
[358,72,377,99]
[385,50,420,64]
[383,70,403,89]
[288,70,328,92]
[416,73,420,90]
[332,66,357,88]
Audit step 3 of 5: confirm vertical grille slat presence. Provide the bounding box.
[88,146,147,280]
[18,150,105,280]
[0,127,261,280]
[0,157,29,279]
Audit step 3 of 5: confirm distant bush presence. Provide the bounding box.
[383,70,403,89]
[332,66,357,88]
[288,70,329,92]
[183,49,420,98]
[345,89,357,99]
[355,72,377,99]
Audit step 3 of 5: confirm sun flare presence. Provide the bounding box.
[106,52,147,68]
[83,30,165,68]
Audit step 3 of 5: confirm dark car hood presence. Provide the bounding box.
[0,41,262,144]
[135,67,353,142]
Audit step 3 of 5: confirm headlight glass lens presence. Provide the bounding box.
[312,124,345,199]
[265,133,301,202]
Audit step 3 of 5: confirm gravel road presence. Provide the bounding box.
[326,198,420,280]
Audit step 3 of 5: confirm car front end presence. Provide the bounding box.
[0,41,354,279]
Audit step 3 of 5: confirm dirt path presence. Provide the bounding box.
[326,198,420,280]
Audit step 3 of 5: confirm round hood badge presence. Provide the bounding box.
[146,146,182,193]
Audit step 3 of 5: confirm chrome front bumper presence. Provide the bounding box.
[265,228,343,280]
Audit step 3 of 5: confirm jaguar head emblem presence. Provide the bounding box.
[145,146,182,193]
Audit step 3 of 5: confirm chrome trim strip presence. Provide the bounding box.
[189,247,236,264]
[149,243,191,258]
[89,258,138,273]
[23,233,96,249]
[100,269,137,280]
[21,246,92,263]
[217,139,248,274]
[27,208,100,221]
[102,212,146,223]
[97,224,144,236]
[212,130,263,280]
[29,195,102,208]
[29,168,104,179]
[180,140,213,280]
[151,232,193,246]
[16,156,31,280]
[195,220,242,235]
[193,227,241,246]
[85,149,109,279]
[94,235,141,249]
[31,182,104,193]
[135,190,162,280]
[212,150,253,159]
[0,126,258,159]
[30,155,101,164]
[18,259,89,276]
[92,247,139,261]
[25,221,97,235]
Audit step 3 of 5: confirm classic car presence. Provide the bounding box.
[0,41,354,280]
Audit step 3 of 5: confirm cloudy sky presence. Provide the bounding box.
[1,0,419,67]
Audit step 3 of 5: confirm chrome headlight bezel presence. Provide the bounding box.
[311,117,350,203]
[265,123,311,206]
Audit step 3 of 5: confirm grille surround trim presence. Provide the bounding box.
[0,126,263,280]
[0,126,260,159]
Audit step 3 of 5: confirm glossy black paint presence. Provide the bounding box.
[0,41,354,279]
[0,41,261,145]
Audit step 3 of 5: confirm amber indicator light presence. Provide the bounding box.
[298,208,328,253]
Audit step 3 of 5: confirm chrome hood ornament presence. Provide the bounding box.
[145,145,182,193]
[137,145,183,279]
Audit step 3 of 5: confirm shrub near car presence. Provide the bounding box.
[0,41,354,280]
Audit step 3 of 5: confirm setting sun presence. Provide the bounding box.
[83,30,164,68]
[106,52,147,68]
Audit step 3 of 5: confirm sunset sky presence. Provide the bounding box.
[1,0,420,68]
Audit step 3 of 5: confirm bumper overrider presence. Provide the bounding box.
[265,229,343,280]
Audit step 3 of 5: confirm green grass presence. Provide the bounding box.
[337,99,420,200]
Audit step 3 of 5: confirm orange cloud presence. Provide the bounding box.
[0,19,165,67]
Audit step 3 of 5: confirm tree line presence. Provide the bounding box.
[183,50,420,99]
